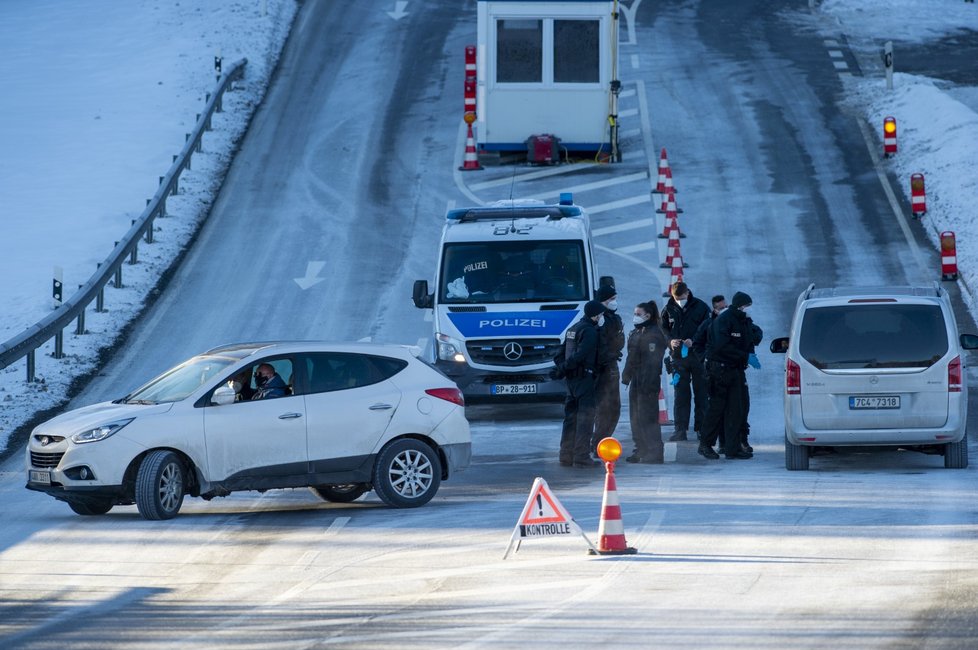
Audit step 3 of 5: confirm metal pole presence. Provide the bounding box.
[27,350,35,383]
[54,330,64,359]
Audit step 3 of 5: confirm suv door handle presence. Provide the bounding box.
[278,412,303,419]
[369,403,394,410]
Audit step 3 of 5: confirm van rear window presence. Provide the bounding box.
[799,304,948,369]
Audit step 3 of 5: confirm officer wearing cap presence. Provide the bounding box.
[559,300,605,468]
[699,291,754,460]
[592,284,625,454]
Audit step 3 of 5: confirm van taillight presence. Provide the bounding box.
[786,359,801,395]
[426,387,466,406]
[948,356,962,393]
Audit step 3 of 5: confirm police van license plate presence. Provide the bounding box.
[849,395,900,409]
[492,383,537,395]
[29,470,51,485]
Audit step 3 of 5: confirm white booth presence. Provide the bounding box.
[476,0,619,156]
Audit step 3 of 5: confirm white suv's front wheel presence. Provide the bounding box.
[372,439,442,508]
[135,450,186,520]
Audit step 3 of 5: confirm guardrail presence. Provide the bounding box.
[0,58,248,382]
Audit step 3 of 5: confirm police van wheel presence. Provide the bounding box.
[310,483,370,503]
[372,439,442,508]
[785,433,810,471]
[944,437,969,469]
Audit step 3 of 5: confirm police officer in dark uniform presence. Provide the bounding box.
[661,281,711,441]
[698,291,754,460]
[592,284,625,454]
[559,300,605,468]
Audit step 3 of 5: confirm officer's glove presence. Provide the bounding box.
[747,353,761,370]
[681,343,689,358]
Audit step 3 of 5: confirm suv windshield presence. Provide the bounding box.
[439,240,588,303]
[799,304,948,369]
[124,355,237,404]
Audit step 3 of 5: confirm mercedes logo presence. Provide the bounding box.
[870,376,879,385]
[503,342,523,361]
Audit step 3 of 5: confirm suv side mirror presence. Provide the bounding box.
[770,337,789,354]
[413,280,433,309]
[211,384,236,406]
[961,334,978,350]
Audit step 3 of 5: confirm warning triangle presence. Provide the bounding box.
[521,481,567,525]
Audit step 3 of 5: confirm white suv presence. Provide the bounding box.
[26,342,471,519]
[771,284,978,470]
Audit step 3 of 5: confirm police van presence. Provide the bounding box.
[413,194,612,401]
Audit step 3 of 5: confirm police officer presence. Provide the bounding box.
[699,291,754,460]
[661,281,711,441]
[559,300,605,468]
[592,284,625,453]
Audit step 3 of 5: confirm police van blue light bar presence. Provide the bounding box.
[559,193,573,205]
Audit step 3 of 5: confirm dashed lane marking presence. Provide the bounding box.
[833,60,849,70]
[828,50,844,59]
[630,53,640,68]
[619,108,638,119]
[588,194,650,215]
[616,241,656,254]
[469,162,602,191]
[593,218,654,237]
[529,171,648,201]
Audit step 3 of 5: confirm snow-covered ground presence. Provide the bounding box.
[0,0,976,454]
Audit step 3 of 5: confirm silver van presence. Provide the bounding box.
[771,284,978,470]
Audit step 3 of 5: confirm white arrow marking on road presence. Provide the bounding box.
[387,1,408,20]
[294,261,326,290]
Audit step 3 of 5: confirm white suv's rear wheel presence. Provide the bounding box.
[785,433,810,471]
[372,439,442,508]
[135,450,186,520]
[944,437,969,469]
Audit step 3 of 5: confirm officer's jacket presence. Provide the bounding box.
[564,318,599,374]
[597,310,625,368]
[706,308,752,368]
[662,293,711,352]
[622,322,668,394]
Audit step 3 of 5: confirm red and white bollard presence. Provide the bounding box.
[883,117,897,157]
[941,231,958,281]
[464,45,476,77]
[910,173,926,218]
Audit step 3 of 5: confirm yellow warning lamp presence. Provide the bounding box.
[596,437,622,463]
[884,117,897,134]
[941,232,956,252]
[464,111,476,125]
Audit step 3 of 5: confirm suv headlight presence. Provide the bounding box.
[436,334,466,362]
[71,419,134,444]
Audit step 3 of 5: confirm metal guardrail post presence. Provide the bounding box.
[96,287,105,312]
[54,330,64,359]
[26,350,35,382]
[75,289,85,335]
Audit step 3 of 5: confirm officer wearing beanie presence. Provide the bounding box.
[559,300,605,468]
[699,291,754,460]
[592,283,625,454]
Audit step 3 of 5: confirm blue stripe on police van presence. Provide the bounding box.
[446,310,579,338]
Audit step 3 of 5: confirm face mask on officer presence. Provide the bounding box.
[605,299,618,312]
[677,298,688,308]
[740,305,751,313]
[633,313,648,325]
[597,314,606,327]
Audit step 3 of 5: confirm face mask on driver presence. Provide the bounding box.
[255,373,268,387]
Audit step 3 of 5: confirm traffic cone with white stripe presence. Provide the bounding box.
[660,229,681,267]
[593,461,637,555]
[459,116,482,171]
[655,191,683,215]
[658,387,671,425]
[653,148,677,194]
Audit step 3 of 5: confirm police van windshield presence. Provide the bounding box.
[799,304,949,369]
[439,241,588,304]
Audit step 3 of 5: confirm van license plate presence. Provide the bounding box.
[29,470,51,485]
[849,396,900,409]
[492,383,537,395]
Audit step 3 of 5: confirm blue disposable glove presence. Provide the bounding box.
[671,372,681,386]
[681,343,689,358]
[747,353,761,369]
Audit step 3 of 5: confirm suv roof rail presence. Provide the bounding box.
[803,282,816,300]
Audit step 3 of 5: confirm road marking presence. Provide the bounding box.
[828,50,844,59]
[588,194,650,215]
[855,117,929,279]
[631,53,640,69]
[617,241,655,254]
[593,218,654,237]
[529,171,648,201]
[619,88,636,99]
[324,516,350,537]
[657,477,672,494]
[619,127,641,138]
[469,162,601,191]
[833,60,848,70]
[824,39,839,47]
[619,108,638,119]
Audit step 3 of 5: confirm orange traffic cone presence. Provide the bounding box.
[459,121,482,171]
[593,462,637,555]
[658,388,671,425]
[653,148,677,194]
[655,191,683,215]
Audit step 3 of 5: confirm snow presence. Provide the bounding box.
[0,0,976,454]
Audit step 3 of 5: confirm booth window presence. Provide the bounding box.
[496,19,542,83]
[554,20,599,83]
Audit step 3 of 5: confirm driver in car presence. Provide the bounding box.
[252,363,289,400]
